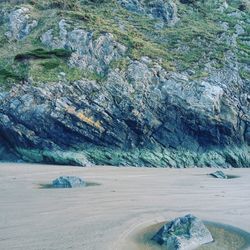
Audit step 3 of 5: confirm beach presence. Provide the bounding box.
[0,163,250,250]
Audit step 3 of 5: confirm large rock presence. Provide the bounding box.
[41,19,126,74]
[0,3,249,168]
[152,214,213,250]
[117,0,178,25]
[52,176,86,188]
[5,7,38,40]
[0,141,18,162]
[0,56,249,167]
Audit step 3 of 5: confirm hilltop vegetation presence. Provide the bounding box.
[0,0,249,86]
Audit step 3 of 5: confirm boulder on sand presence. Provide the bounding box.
[52,176,86,188]
[152,214,213,250]
[210,170,228,179]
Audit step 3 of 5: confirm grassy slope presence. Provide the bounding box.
[0,0,249,88]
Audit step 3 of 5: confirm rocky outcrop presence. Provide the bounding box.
[0,139,18,162]
[52,176,86,188]
[152,214,213,249]
[0,56,249,167]
[117,0,178,26]
[41,20,126,74]
[4,7,37,40]
[0,1,249,167]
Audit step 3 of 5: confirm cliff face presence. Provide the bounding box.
[0,0,249,167]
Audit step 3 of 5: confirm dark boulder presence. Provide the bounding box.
[210,170,228,179]
[152,214,213,250]
[52,176,86,188]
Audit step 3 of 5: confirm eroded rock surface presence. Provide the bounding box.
[0,1,249,167]
[117,0,178,25]
[41,20,126,74]
[5,7,37,40]
[0,53,249,167]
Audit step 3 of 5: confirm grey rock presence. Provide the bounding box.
[148,0,178,25]
[41,20,126,74]
[0,4,249,168]
[210,170,228,179]
[0,141,18,162]
[218,1,229,12]
[52,176,86,188]
[117,0,144,13]
[117,0,178,25]
[5,7,37,40]
[235,24,245,35]
[152,214,213,250]
[0,56,249,167]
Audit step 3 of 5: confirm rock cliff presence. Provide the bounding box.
[0,0,249,167]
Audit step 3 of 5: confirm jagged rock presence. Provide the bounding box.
[147,0,178,25]
[152,214,213,250]
[117,0,178,25]
[0,2,249,167]
[41,20,126,74]
[52,176,86,188]
[210,170,228,179]
[4,7,37,40]
[117,0,144,13]
[0,56,249,167]
[0,141,18,162]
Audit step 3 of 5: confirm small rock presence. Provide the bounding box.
[235,24,245,35]
[52,176,86,188]
[210,170,228,179]
[152,214,213,250]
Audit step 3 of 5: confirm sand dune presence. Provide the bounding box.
[0,163,250,250]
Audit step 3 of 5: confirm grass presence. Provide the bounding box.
[0,60,28,88]
[29,59,104,83]
[239,69,250,80]
[40,58,61,70]
[0,0,249,87]
[0,69,20,82]
[14,48,72,61]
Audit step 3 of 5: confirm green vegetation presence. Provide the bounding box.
[239,69,250,80]
[29,59,104,83]
[0,60,28,89]
[0,68,21,82]
[0,0,249,87]
[14,48,72,61]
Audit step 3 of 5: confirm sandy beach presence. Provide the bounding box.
[0,163,250,250]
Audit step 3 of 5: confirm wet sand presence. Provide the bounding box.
[0,163,250,250]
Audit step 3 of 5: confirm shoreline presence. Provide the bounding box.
[0,163,250,250]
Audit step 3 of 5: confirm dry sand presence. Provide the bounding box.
[0,163,250,250]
